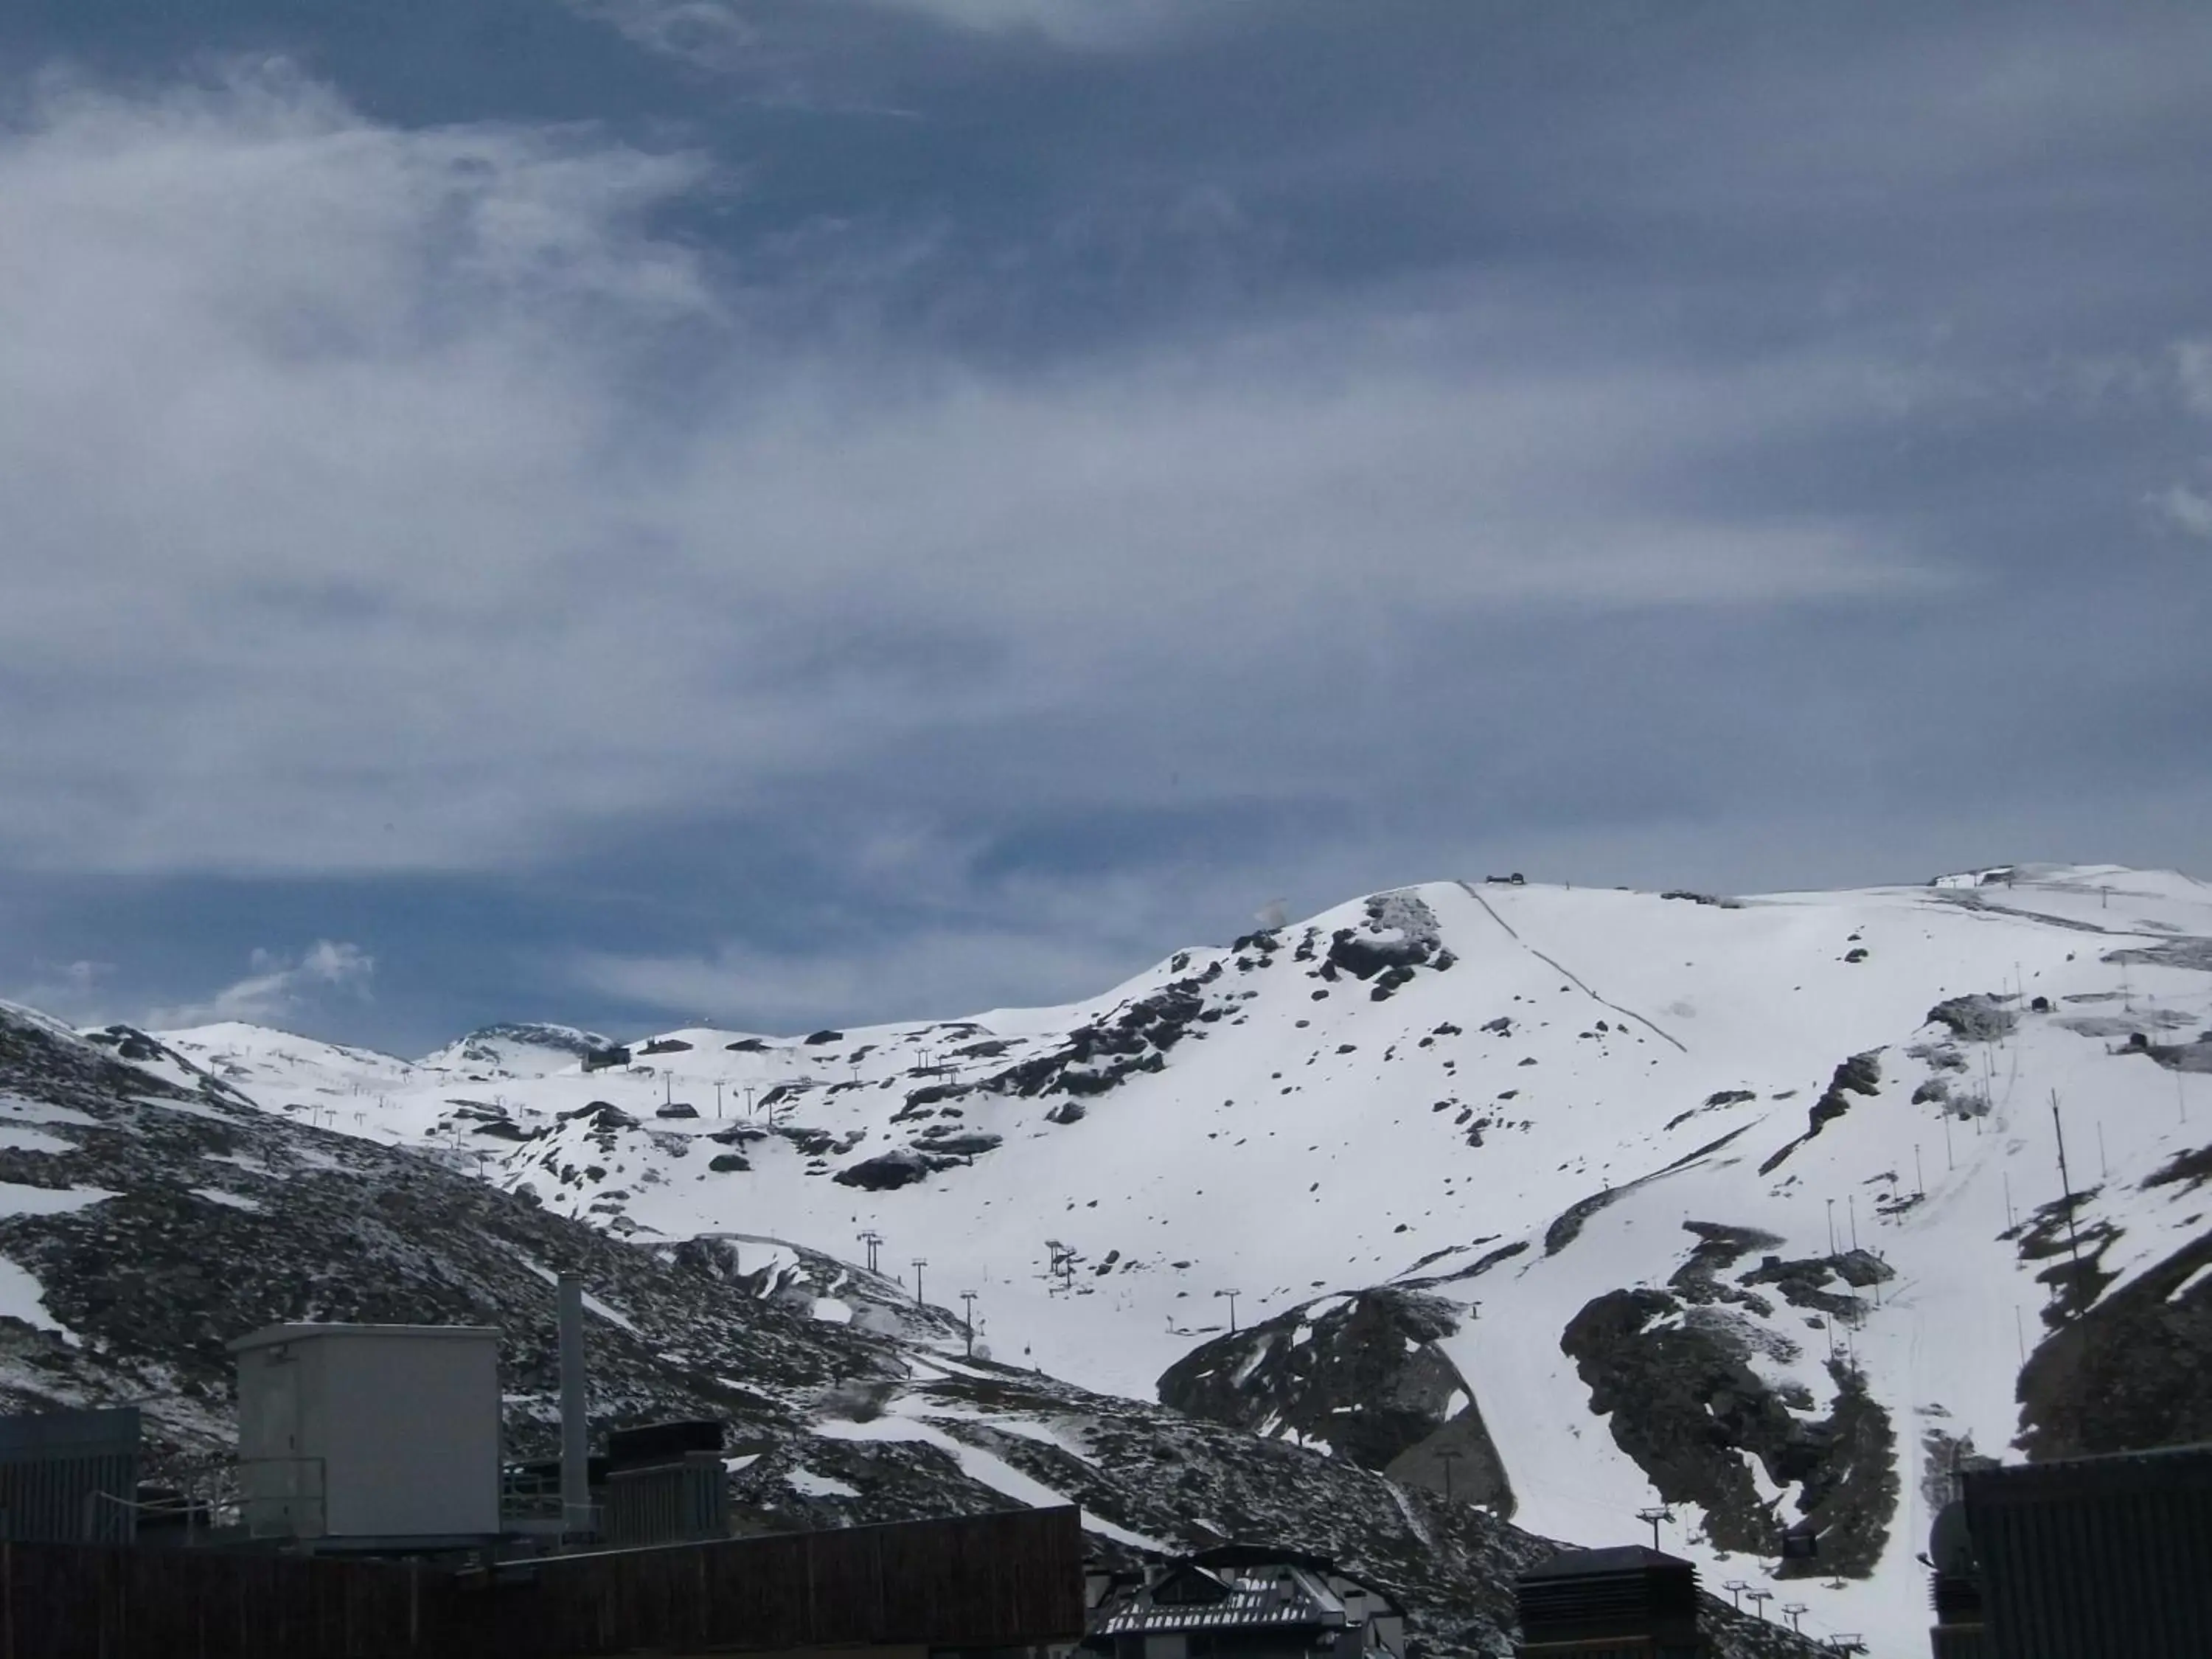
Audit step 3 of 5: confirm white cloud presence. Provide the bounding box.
[561,827,1256,1030]
[49,961,111,995]
[853,0,1194,46]
[569,2,768,75]
[3,960,118,1026]
[151,939,375,1029]
[2139,339,2212,540]
[583,0,1200,56]
[0,62,1961,886]
[2150,482,2212,539]
[568,928,1144,1030]
[2177,338,2212,417]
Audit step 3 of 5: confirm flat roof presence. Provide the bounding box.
[0,1405,141,1460]
[229,1322,502,1352]
[1520,1545,1695,1579]
[1966,1441,2212,1503]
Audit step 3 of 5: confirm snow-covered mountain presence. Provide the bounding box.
[125,861,2212,1656]
[0,993,1829,1659]
[417,1022,614,1075]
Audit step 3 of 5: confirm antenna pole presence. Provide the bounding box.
[2051,1091,2084,1288]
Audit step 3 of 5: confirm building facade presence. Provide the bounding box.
[1088,1546,1406,1659]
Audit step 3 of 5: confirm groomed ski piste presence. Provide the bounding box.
[151,863,2212,1657]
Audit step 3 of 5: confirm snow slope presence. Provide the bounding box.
[10,998,1839,1659]
[153,863,2212,1657]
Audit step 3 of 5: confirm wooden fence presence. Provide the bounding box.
[0,1506,1085,1659]
[0,1541,428,1659]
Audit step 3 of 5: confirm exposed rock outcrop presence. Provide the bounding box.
[1158,1287,1513,1515]
[2017,1217,2212,1460]
[1559,1227,1899,1579]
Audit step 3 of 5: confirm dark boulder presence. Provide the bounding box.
[1925,995,2017,1043]
[832,1149,932,1191]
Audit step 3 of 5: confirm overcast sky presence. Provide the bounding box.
[4,1,2209,1052]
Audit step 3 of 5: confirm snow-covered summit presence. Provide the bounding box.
[418,1022,612,1074]
[139,863,2212,1655]
[4,995,1830,1659]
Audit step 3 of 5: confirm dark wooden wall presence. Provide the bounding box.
[1966,1447,2212,1659]
[0,1506,1086,1659]
[454,1506,1087,1657]
[0,1541,428,1659]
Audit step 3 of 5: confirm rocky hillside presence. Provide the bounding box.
[0,999,1821,1659]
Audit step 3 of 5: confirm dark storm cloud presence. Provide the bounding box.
[1,1,2208,1048]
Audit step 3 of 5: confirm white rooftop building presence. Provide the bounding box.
[229,1322,501,1543]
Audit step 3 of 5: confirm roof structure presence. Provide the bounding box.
[1188,1544,1403,1613]
[1190,1543,1338,1575]
[1096,1562,1350,1637]
[1519,1545,1695,1580]
[228,1322,501,1352]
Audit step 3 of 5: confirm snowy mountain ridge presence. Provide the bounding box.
[0,984,1830,1659]
[129,861,2212,1657]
